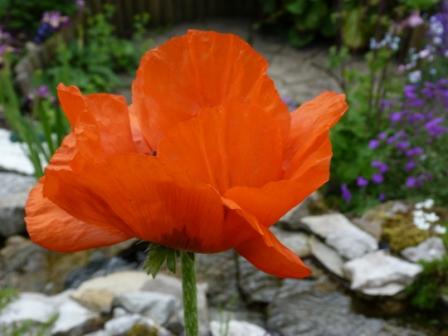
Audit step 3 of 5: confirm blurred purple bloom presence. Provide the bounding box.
[356,176,369,188]
[408,113,425,123]
[368,139,380,149]
[425,117,447,137]
[340,184,352,202]
[396,140,410,151]
[36,85,50,98]
[406,176,418,188]
[371,160,389,173]
[405,161,416,171]
[407,11,424,28]
[76,0,85,9]
[378,193,386,202]
[378,132,388,140]
[406,147,424,157]
[390,112,403,123]
[371,173,384,184]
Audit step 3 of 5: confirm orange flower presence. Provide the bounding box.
[25,30,347,278]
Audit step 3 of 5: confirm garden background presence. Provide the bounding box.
[0,0,447,335]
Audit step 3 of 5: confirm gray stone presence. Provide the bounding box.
[354,201,410,240]
[238,257,282,303]
[0,292,57,326]
[71,271,149,313]
[141,273,209,335]
[0,173,35,238]
[272,227,310,257]
[309,236,345,278]
[401,237,446,263]
[343,251,422,296]
[104,314,171,336]
[267,279,380,336]
[302,213,378,259]
[51,299,100,335]
[267,277,425,336]
[210,320,269,336]
[113,291,177,326]
[0,128,35,175]
[196,251,240,308]
[278,194,319,230]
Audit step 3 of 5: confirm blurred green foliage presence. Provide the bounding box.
[1,5,152,177]
[407,255,448,311]
[257,0,439,49]
[0,0,76,37]
[38,4,151,94]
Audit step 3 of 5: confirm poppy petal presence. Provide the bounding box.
[236,225,311,278]
[61,154,231,253]
[57,84,137,158]
[226,139,331,227]
[224,92,347,227]
[133,30,287,148]
[157,101,288,192]
[284,91,347,176]
[26,181,131,252]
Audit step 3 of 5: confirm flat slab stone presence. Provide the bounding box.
[343,251,422,296]
[113,291,178,326]
[309,236,345,278]
[51,299,100,335]
[272,227,310,257]
[71,271,149,313]
[0,128,35,175]
[210,320,269,336]
[401,237,446,263]
[302,213,378,259]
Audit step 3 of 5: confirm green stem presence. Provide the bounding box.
[181,252,198,336]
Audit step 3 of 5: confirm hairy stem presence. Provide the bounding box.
[181,252,198,336]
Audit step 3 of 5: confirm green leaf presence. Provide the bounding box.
[143,244,178,278]
[285,0,306,15]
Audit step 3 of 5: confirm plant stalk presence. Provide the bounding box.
[181,252,198,336]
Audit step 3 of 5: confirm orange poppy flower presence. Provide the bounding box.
[25,30,347,278]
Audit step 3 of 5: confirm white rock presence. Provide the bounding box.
[401,237,446,263]
[309,236,345,277]
[71,271,149,312]
[302,213,378,259]
[210,320,270,336]
[272,227,310,257]
[113,291,177,326]
[0,292,57,325]
[104,314,170,336]
[142,273,209,334]
[51,299,99,335]
[0,128,36,175]
[344,251,422,296]
[0,172,35,238]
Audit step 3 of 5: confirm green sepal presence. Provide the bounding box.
[143,244,179,278]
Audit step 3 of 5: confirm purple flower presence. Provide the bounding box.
[406,11,424,28]
[390,112,403,123]
[378,132,388,140]
[425,117,447,138]
[406,176,418,188]
[406,147,424,157]
[76,0,85,9]
[36,85,50,98]
[396,140,410,151]
[371,160,389,173]
[371,173,384,184]
[405,160,416,171]
[378,193,386,202]
[340,184,352,202]
[368,139,380,149]
[356,176,369,188]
